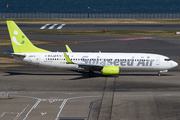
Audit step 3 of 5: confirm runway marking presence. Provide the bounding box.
[0,112,5,118]
[40,24,50,29]
[55,99,67,120]
[67,95,101,100]
[49,24,58,29]
[0,111,24,120]
[23,99,41,120]
[57,24,66,29]
[12,95,100,120]
[55,95,101,120]
[115,37,153,41]
[41,24,66,29]
[87,99,101,120]
[42,99,63,103]
[41,112,47,116]
[13,104,29,120]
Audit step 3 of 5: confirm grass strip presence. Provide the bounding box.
[0,65,23,68]
[0,39,54,46]
[1,30,180,37]
[0,57,22,63]
[19,30,180,37]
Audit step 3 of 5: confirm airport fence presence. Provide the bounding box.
[1,13,180,19]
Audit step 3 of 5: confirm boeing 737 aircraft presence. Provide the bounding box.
[7,21,178,76]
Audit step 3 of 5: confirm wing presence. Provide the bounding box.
[63,52,103,71]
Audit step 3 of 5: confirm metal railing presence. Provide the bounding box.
[1,13,180,19]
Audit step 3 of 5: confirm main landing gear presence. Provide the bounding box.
[89,70,94,77]
[158,71,161,76]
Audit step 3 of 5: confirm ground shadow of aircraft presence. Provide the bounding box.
[4,70,173,81]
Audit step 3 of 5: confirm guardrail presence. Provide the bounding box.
[1,13,180,19]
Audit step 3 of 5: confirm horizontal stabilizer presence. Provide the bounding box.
[7,50,14,53]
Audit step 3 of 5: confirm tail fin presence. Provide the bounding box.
[7,21,50,53]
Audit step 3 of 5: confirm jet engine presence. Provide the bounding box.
[101,66,120,75]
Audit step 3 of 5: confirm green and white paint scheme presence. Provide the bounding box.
[7,21,50,53]
[7,21,178,76]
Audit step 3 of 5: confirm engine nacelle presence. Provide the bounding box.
[101,66,120,75]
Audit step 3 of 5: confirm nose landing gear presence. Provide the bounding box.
[158,71,161,76]
[158,70,168,76]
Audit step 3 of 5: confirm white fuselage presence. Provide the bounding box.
[13,52,178,72]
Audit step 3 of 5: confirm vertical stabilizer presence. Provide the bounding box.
[7,21,50,53]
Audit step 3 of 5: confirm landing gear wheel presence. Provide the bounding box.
[89,71,94,77]
[158,72,161,76]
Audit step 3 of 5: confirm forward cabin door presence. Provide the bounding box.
[156,57,160,65]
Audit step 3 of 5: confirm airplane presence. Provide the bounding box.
[6,21,178,77]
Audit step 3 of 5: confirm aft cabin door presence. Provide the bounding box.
[156,57,160,65]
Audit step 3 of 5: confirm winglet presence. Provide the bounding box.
[63,52,74,64]
[65,45,72,53]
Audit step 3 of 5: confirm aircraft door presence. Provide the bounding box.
[156,57,160,65]
[36,55,40,65]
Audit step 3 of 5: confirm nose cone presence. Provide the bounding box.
[172,61,178,68]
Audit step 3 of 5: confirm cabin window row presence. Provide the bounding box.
[46,58,152,62]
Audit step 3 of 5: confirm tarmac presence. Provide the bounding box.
[0,24,180,120]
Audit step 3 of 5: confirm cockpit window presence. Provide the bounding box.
[164,59,171,61]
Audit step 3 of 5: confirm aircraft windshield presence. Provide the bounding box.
[164,59,171,61]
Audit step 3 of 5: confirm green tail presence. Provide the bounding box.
[7,21,50,53]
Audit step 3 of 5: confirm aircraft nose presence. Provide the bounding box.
[172,61,178,67]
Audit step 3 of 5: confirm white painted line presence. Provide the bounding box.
[49,24,58,29]
[40,24,50,29]
[23,99,41,120]
[13,104,29,120]
[55,99,67,120]
[57,24,66,29]
[41,112,47,116]
[14,113,20,120]
[34,99,41,108]
[67,95,101,100]
[54,96,100,120]
[0,112,5,118]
